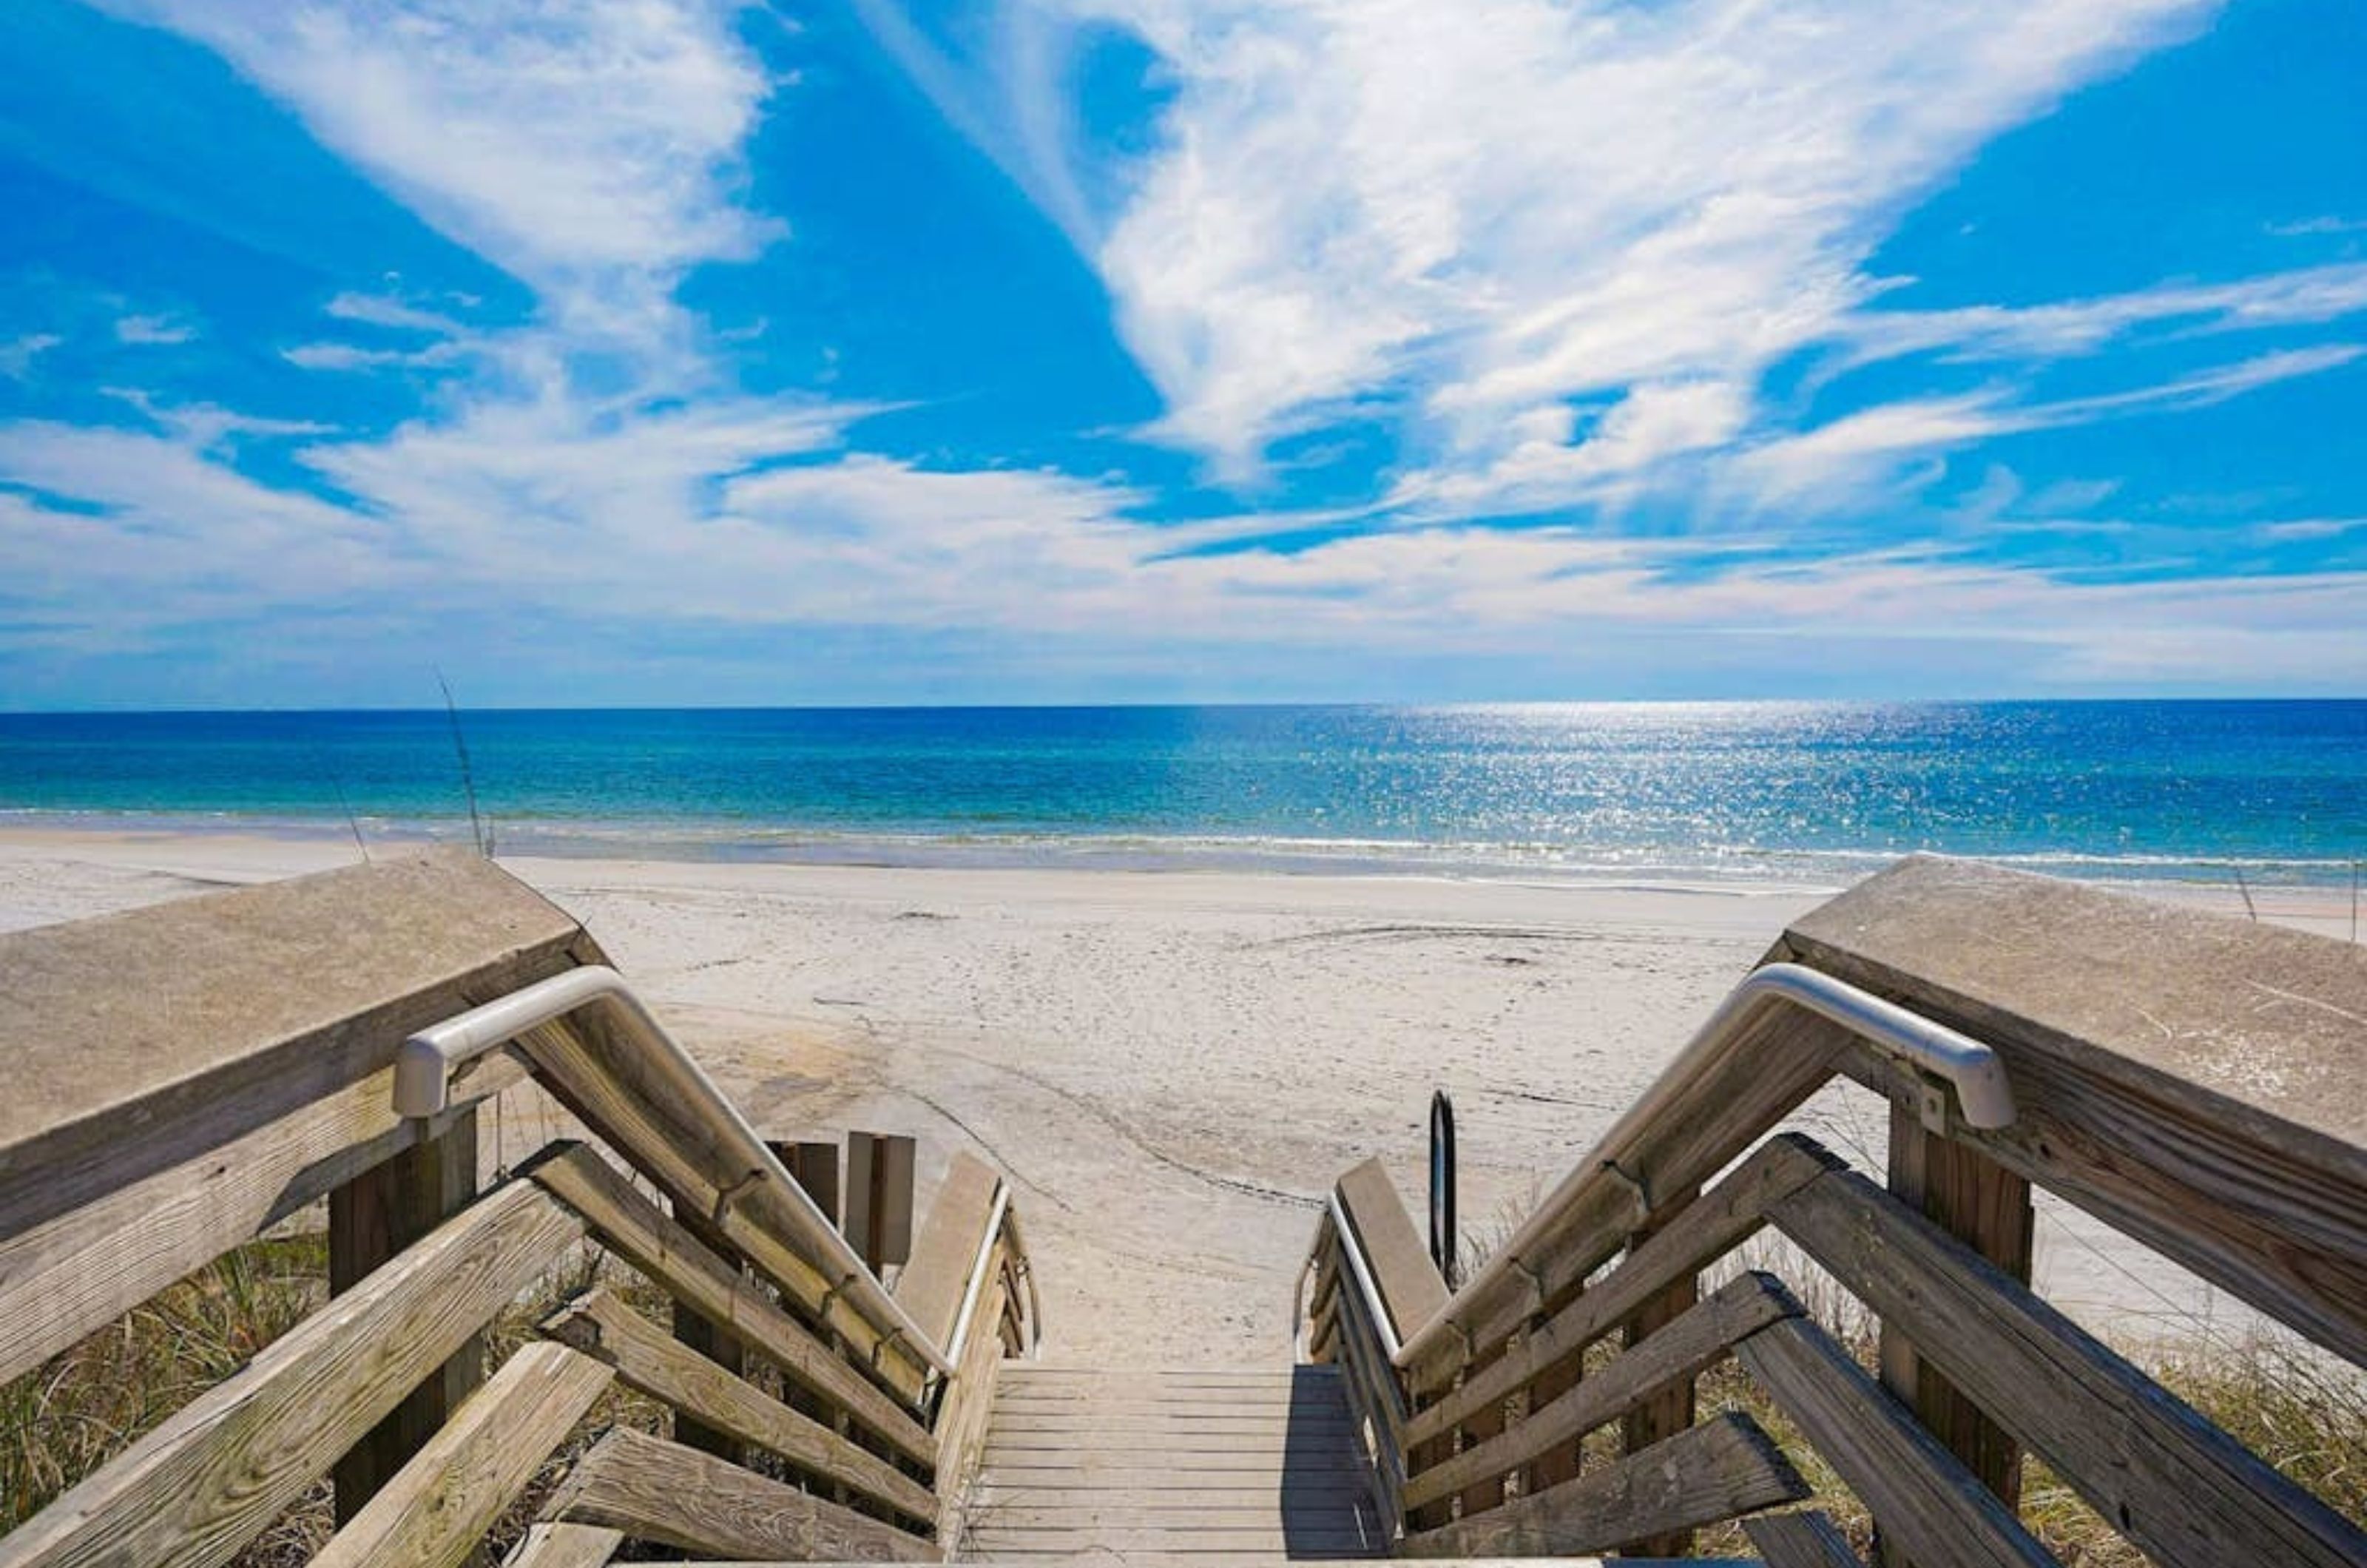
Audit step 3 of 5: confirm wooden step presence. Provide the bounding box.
[963,1364,1391,1560]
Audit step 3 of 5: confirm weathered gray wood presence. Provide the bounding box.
[845,1131,919,1270]
[0,1049,521,1386]
[1735,1317,2056,1568]
[1878,1098,2032,1524]
[774,1138,843,1224]
[0,1172,584,1568]
[516,1018,933,1405]
[1402,1272,1799,1512]
[1334,1158,1448,1342]
[311,1341,614,1568]
[1399,1413,1806,1558]
[1404,1001,1854,1396]
[1772,1166,2367,1568]
[542,1288,938,1521]
[667,1204,749,1467]
[544,1427,938,1562]
[501,1523,624,1568]
[895,1152,1000,1350]
[0,850,593,1243]
[330,1108,483,1523]
[524,1142,938,1468]
[936,1236,1016,1536]
[1746,1510,1867,1568]
[1405,1133,1843,1446]
[1616,1180,1703,1558]
[1779,854,2367,1364]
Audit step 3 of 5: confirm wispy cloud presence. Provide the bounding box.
[113,314,198,345]
[0,334,63,380]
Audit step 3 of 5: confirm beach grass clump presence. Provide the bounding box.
[0,1231,672,1565]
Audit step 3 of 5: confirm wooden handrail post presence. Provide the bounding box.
[1615,1185,1700,1558]
[328,1109,483,1524]
[670,1201,752,1466]
[1877,1097,2034,1564]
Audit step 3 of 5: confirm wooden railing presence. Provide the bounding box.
[0,851,1036,1567]
[1303,856,2367,1564]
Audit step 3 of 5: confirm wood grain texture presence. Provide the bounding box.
[525,1142,936,1467]
[1780,854,2367,1365]
[1333,1159,1448,1342]
[499,1523,623,1568]
[1772,1166,2367,1568]
[0,1050,520,1387]
[544,1427,937,1562]
[0,1173,584,1568]
[934,1240,1016,1541]
[310,1342,613,1568]
[1735,1317,2055,1568]
[894,1154,1002,1351]
[0,849,590,1243]
[1405,1133,1843,1446]
[1402,1271,1798,1512]
[330,1109,484,1524]
[541,1288,937,1521]
[1746,1510,1868,1568]
[1399,1412,1806,1558]
[515,1016,933,1405]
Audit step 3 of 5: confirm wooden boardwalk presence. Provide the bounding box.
[962,1365,1391,1560]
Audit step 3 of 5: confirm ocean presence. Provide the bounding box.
[1,702,2361,888]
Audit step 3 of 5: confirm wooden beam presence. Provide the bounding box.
[845,1132,918,1271]
[894,1152,1000,1351]
[0,1172,584,1568]
[541,1288,938,1521]
[932,1240,1016,1543]
[1402,1271,1799,1513]
[1399,1412,1806,1558]
[500,1524,623,1568]
[1333,1158,1448,1343]
[1772,1166,2367,1568]
[515,1019,933,1405]
[1736,1316,2053,1568]
[329,1109,484,1522]
[543,1428,938,1562]
[1616,1182,1702,1558]
[1778,854,2367,1364]
[1405,1133,1843,1447]
[666,1204,749,1467]
[1878,1098,2033,1526]
[524,1143,936,1469]
[1746,1510,1868,1568]
[0,849,592,1246]
[311,1342,613,1568]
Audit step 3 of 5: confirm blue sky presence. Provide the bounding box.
[1,0,2363,706]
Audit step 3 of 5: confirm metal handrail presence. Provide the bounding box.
[1303,962,2016,1373]
[393,964,956,1378]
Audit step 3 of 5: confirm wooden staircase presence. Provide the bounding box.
[962,1364,1390,1561]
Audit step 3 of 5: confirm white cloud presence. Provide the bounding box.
[0,334,63,380]
[114,314,198,345]
[879,0,2218,478]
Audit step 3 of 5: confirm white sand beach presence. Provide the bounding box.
[1,826,2343,1361]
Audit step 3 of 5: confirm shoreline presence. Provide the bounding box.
[0,824,2348,1359]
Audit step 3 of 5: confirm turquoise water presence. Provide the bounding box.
[0,703,2361,885]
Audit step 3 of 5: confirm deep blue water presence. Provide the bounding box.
[1,703,2361,885]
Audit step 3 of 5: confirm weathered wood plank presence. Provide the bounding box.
[329,1108,483,1522]
[1878,1098,2032,1527]
[894,1153,1002,1351]
[1735,1317,2055,1568]
[1334,1159,1447,1342]
[0,850,592,1242]
[666,1204,749,1467]
[544,1427,937,1562]
[0,1050,521,1387]
[515,1018,934,1405]
[1616,1181,1703,1558]
[1405,1133,1843,1447]
[525,1142,936,1468]
[1779,854,2367,1364]
[1772,1166,2367,1568]
[1402,1271,1799,1512]
[311,1341,613,1568]
[500,1523,624,1568]
[0,1172,584,1568]
[1399,1413,1806,1558]
[541,1288,938,1521]
[936,1243,1016,1539]
[1746,1510,1867,1568]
